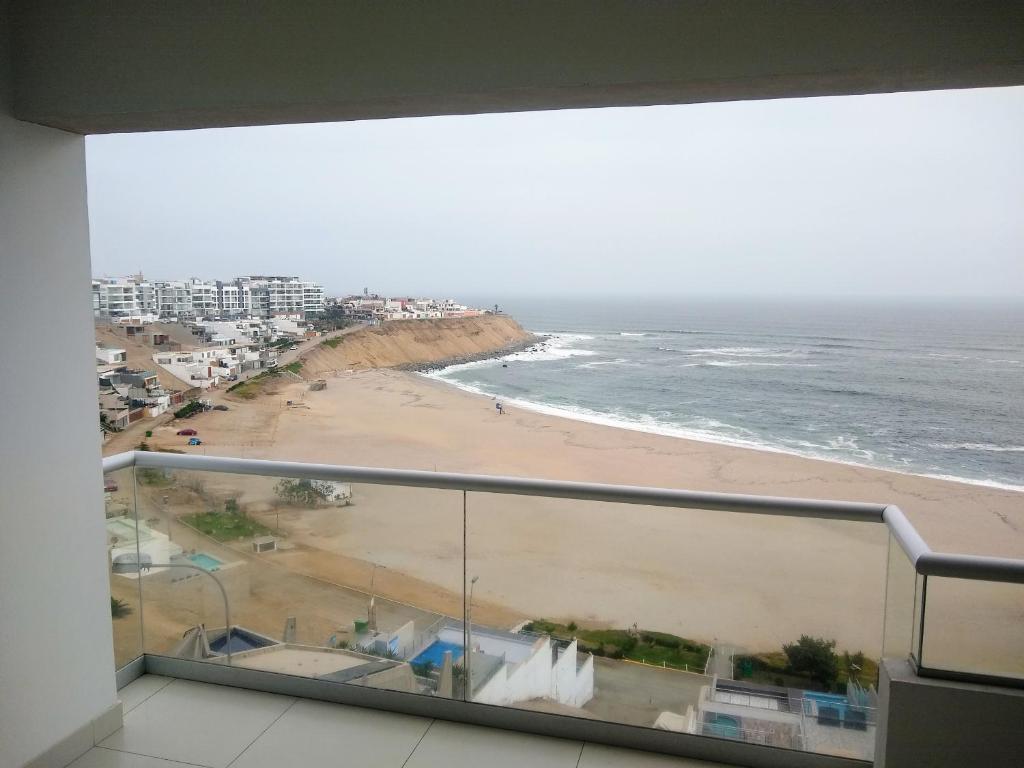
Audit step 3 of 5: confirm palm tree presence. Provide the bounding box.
[111,597,133,619]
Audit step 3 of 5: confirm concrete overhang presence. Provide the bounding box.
[8,1,1024,135]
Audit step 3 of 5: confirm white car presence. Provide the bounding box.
[289,345,298,350]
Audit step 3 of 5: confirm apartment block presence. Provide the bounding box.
[93,274,324,319]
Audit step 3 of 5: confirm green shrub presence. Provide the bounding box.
[174,400,203,419]
[274,478,340,507]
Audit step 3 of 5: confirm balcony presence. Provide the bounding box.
[75,674,717,768]
[99,451,1024,768]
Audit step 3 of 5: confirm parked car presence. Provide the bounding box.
[188,437,202,446]
[289,345,298,350]
[177,428,198,436]
[213,405,229,411]
[103,477,118,492]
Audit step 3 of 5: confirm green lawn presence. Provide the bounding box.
[320,336,343,349]
[284,361,303,374]
[226,369,280,399]
[181,511,272,541]
[524,620,710,671]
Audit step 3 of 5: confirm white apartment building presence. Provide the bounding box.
[93,278,146,316]
[93,275,324,319]
[188,278,218,316]
[154,280,193,318]
[237,275,324,317]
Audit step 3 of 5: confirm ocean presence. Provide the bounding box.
[427,297,1024,491]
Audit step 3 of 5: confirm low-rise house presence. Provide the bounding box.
[95,346,126,365]
[398,621,594,709]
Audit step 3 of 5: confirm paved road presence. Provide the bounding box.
[710,642,736,680]
[585,657,710,727]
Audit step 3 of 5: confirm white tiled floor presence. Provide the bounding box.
[69,676,725,768]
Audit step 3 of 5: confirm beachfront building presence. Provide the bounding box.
[402,622,594,709]
[153,344,277,387]
[93,277,150,317]
[334,295,485,322]
[675,676,876,761]
[238,275,325,318]
[94,274,325,320]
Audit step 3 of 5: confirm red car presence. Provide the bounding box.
[177,428,198,436]
[103,477,118,492]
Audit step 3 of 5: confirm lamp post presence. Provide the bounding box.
[368,563,386,631]
[115,560,233,664]
[466,575,479,701]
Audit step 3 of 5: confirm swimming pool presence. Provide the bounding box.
[188,552,223,571]
[411,640,464,667]
[803,691,852,722]
[703,713,741,740]
[209,628,276,654]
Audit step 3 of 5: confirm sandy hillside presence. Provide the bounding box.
[95,321,194,390]
[298,315,533,375]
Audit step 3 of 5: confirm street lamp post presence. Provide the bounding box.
[115,560,233,664]
[466,575,479,700]
[368,563,386,631]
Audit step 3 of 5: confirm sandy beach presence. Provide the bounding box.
[123,368,1024,674]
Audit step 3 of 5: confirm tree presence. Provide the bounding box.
[111,597,133,619]
[274,478,344,507]
[783,635,838,689]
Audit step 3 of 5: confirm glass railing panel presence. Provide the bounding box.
[466,491,886,761]
[882,533,922,665]
[105,464,143,669]
[919,576,1024,681]
[132,465,464,699]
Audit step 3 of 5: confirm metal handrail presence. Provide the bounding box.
[105,450,1024,584]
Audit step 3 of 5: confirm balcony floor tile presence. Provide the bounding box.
[117,675,174,715]
[580,742,726,767]
[92,677,738,768]
[99,679,294,768]
[67,747,200,768]
[403,719,582,768]
[229,698,431,768]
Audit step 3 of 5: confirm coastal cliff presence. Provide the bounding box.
[299,315,536,375]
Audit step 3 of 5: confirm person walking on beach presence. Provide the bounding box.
[495,401,504,416]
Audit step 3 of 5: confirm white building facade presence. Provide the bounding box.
[93,274,325,319]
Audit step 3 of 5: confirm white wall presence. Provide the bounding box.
[0,27,118,766]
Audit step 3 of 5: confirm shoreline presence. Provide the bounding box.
[129,366,1024,667]
[394,335,539,373]
[423,351,1024,495]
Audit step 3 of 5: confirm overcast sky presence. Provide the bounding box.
[86,86,1023,298]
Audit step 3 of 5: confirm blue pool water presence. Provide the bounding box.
[411,641,464,667]
[209,628,275,654]
[704,713,741,740]
[188,553,223,571]
[804,691,849,717]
